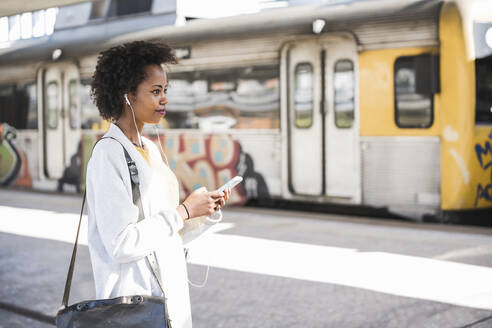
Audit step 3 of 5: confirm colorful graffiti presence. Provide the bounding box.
[146,133,269,205]
[0,124,270,204]
[474,129,492,207]
[235,144,270,200]
[0,123,32,188]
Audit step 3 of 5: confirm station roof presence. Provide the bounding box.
[0,0,443,65]
[0,0,95,17]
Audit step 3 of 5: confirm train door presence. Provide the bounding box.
[323,37,361,201]
[285,35,361,203]
[42,63,81,179]
[287,40,323,195]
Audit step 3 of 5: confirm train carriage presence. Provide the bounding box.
[0,0,491,223]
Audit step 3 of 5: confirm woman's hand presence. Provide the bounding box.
[181,187,230,219]
[214,188,231,211]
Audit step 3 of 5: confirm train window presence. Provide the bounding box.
[475,55,492,123]
[0,83,37,130]
[294,63,314,129]
[394,57,433,128]
[166,65,280,130]
[334,59,355,128]
[68,80,80,129]
[46,82,58,129]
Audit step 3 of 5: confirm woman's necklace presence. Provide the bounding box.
[115,122,145,150]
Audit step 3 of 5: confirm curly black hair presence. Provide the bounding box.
[91,41,177,121]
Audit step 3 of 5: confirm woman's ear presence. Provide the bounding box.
[123,92,137,107]
[128,92,137,105]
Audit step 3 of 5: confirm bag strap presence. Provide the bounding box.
[60,136,172,326]
[60,189,87,309]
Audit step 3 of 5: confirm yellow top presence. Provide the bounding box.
[135,146,180,208]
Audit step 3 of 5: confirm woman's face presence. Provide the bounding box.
[130,64,168,125]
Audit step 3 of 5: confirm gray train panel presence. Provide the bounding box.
[361,136,441,220]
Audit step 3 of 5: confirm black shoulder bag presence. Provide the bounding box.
[56,137,172,328]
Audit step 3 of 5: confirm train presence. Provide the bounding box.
[0,0,491,223]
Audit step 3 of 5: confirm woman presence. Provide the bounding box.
[86,41,231,327]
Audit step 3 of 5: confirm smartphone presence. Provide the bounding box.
[216,176,243,193]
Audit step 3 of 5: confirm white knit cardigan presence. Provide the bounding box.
[86,123,221,328]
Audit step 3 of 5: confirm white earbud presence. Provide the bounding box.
[124,93,130,105]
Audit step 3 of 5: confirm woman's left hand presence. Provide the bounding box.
[215,188,231,210]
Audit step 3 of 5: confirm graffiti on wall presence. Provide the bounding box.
[148,133,270,204]
[474,129,492,207]
[150,134,269,205]
[235,144,270,201]
[0,123,271,204]
[0,123,32,188]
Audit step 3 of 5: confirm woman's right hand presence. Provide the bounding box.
[182,187,224,219]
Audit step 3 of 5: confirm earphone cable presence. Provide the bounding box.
[154,125,169,166]
[126,96,143,149]
[187,265,210,288]
[153,123,210,288]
